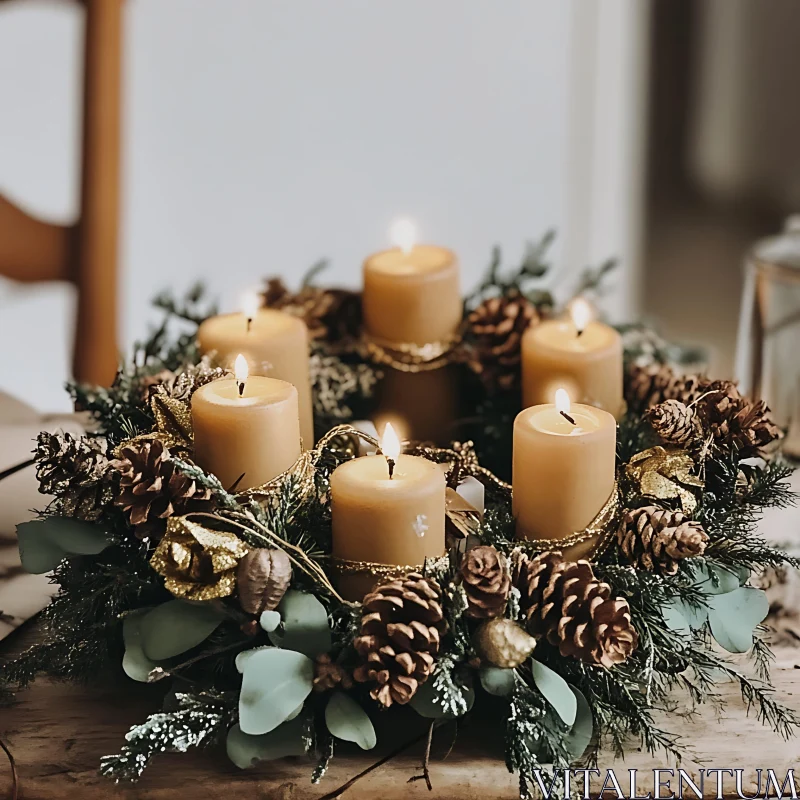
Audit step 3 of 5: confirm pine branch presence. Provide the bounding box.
[100,691,235,781]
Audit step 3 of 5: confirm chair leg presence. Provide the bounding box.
[73,0,124,387]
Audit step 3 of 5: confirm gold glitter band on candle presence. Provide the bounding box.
[361,331,463,373]
[511,483,622,560]
[331,553,450,579]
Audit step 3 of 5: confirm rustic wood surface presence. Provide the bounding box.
[2,626,800,800]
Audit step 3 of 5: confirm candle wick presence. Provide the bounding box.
[246,317,253,334]
[560,410,577,426]
[576,326,585,338]
[386,458,396,480]
[237,380,245,397]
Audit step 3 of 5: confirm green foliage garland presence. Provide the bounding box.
[1,236,797,798]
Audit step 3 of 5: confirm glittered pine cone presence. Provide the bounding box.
[467,293,539,392]
[512,550,638,668]
[618,506,708,575]
[647,399,702,446]
[699,381,782,458]
[460,545,511,619]
[353,572,447,707]
[35,431,114,521]
[625,363,706,414]
[111,439,214,539]
[263,278,362,344]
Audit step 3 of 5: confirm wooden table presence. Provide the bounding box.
[2,625,800,800]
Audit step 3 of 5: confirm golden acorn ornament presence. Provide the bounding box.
[473,617,537,669]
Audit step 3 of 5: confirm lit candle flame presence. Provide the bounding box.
[390,218,417,255]
[380,422,401,462]
[242,291,260,332]
[234,354,249,396]
[570,297,592,336]
[555,388,576,425]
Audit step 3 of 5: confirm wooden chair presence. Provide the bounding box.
[0,0,123,387]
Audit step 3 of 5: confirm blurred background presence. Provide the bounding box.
[0,0,798,412]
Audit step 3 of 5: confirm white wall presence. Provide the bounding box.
[0,0,647,412]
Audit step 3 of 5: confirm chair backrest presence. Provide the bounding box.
[0,0,123,387]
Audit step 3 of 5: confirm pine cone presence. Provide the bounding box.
[512,550,638,668]
[313,654,353,693]
[467,293,539,392]
[699,382,782,458]
[35,432,113,521]
[353,573,447,707]
[111,439,214,539]
[625,363,706,414]
[263,278,362,344]
[647,400,702,445]
[618,506,708,575]
[460,545,511,619]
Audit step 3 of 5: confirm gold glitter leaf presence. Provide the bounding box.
[151,516,249,601]
[625,446,703,514]
[151,394,193,448]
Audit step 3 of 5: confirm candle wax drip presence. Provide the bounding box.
[560,410,577,426]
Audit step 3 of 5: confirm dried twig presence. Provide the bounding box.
[408,720,436,791]
[316,731,428,800]
[0,459,34,484]
[0,736,18,800]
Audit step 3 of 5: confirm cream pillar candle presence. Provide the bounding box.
[192,358,301,492]
[363,220,461,347]
[197,305,314,447]
[521,298,624,418]
[330,423,446,600]
[513,390,616,561]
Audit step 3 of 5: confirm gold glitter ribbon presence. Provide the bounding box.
[361,331,463,372]
[331,553,450,579]
[514,482,623,560]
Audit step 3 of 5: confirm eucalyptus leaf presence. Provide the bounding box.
[531,660,577,727]
[226,719,306,769]
[707,587,769,653]
[259,610,281,633]
[325,691,377,750]
[661,601,692,637]
[139,600,226,661]
[479,666,516,697]
[237,647,314,735]
[409,678,474,719]
[17,518,113,574]
[564,687,593,759]
[268,590,331,657]
[691,562,743,595]
[122,610,158,683]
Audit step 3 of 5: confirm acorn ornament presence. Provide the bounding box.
[473,617,537,669]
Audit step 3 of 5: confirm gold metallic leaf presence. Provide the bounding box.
[151,516,249,601]
[625,446,703,514]
[151,394,193,448]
